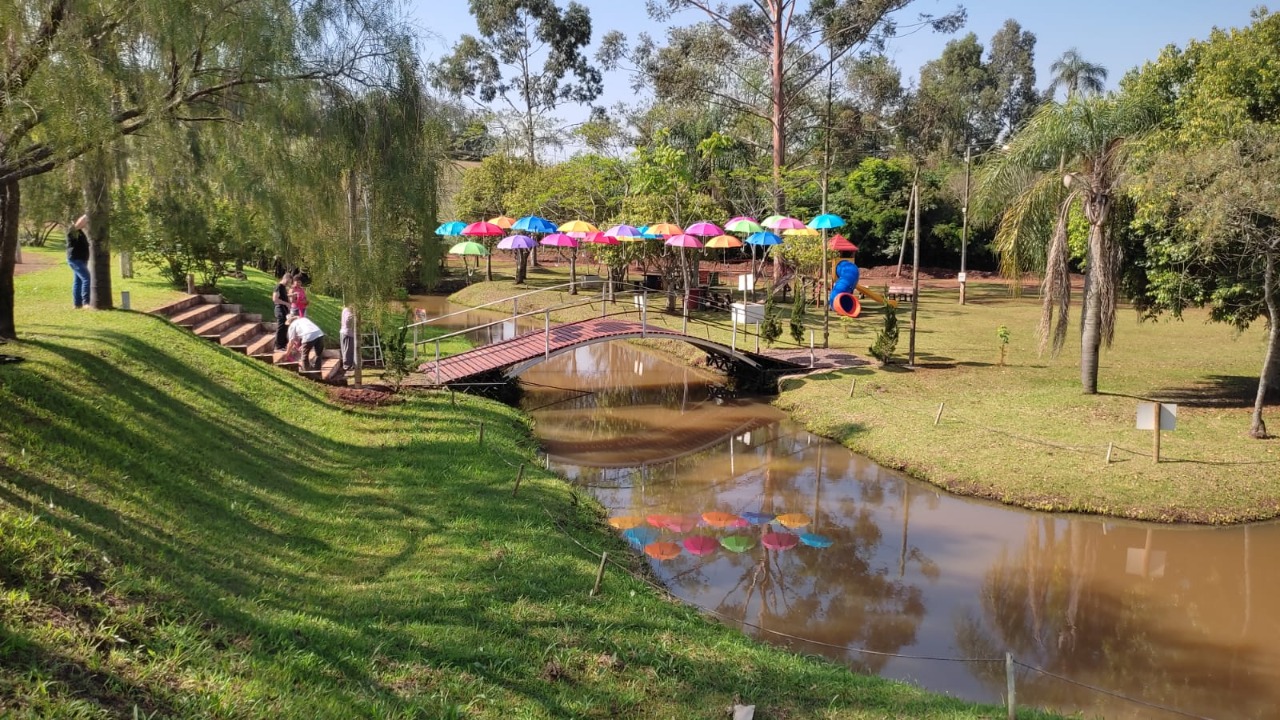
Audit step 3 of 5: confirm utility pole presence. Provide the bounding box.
[908,180,921,367]
[960,142,972,305]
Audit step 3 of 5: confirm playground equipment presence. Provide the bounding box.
[829,260,862,317]
[826,258,899,313]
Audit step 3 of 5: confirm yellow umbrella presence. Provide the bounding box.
[782,227,819,238]
[487,215,516,229]
[704,234,743,249]
[558,219,599,234]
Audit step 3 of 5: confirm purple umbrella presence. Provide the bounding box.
[498,234,537,250]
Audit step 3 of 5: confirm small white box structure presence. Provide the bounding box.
[632,293,648,309]
[731,302,764,325]
[737,273,755,291]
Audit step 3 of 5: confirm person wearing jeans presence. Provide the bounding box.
[66,215,91,308]
[286,315,326,371]
[273,272,293,351]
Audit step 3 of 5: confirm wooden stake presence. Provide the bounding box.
[1152,403,1161,463]
[933,402,945,426]
[1006,652,1016,720]
[590,551,608,596]
[512,464,525,497]
[1105,442,1114,465]
[478,422,485,445]
[848,377,857,398]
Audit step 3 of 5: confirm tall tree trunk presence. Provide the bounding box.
[1250,250,1278,439]
[85,147,114,309]
[1079,222,1105,394]
[769,4,786,214]
[515,248,528,284]
[485,250,493,282]
[0,179,18,339]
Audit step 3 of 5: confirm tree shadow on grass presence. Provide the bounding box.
[1147,374,1276,409]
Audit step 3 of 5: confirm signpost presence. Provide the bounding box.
[1135,402,1177,463]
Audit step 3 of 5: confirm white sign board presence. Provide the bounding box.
[1135,402,1177,431]
[957,271,967,283]
[731,302,765,325]
[737,273,755,291]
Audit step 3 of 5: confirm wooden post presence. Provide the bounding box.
[1005,652,1016,720]
[450,389,456,407]
[512,463,525,497]
[185,273,195,294]
[590,551,608,596]
[1105,442,1114,465]
[934,402,945,426]
[478,422,485,445]
[848,377,857,398]
[1152,403,1161,463]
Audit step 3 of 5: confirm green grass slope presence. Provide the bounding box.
[0,262,1051,718]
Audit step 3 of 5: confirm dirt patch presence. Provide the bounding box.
[14,250,60,276]
[330,385,401,407]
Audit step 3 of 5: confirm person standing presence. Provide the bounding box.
[286,315,326,371]
[273,271,293,351]
[66,215,91,309]
[340,305,356,372]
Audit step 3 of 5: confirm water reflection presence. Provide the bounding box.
[413,296,1280,720]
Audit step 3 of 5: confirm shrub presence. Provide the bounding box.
[868,305,899,365]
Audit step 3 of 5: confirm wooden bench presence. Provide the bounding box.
[886,285,916,302]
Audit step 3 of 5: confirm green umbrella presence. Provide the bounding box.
[720,536,756,553]
[448,241,488,256]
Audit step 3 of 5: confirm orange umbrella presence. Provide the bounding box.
[776,512,811,529]
[704,234,743,249]
[558,219,599,234]
[487,215,516,229]
[647,222,682,237]
[702,511,740,527]
[644,541,683,560]
[608,516,644,530]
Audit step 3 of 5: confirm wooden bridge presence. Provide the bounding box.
[409,315,804,390]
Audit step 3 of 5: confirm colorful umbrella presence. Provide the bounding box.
[704,235,743,249]
[558,219,599,234]
[435,220,467,236]
[808,213,846,230]
[608,516,644,530]
[624,526,659,548]
[497,234,537,250]
[829,234,859,252]
[646,514,677,529]
[664,515,701,533]
[647,222,683,237]
[582,231,618,245]
[799,533,834,548]
[448,241,488,256]
[487,215,517,229]
[741,511,776,525]
[644,541,683,560]
[664,233,704,249]
[761,531,799,551]
[605,224,642,238]
[782,227,819,238]
[776,512,811,529]
[540,233,579,247]
[745,231,782,246]
[767,216,806,230]
[724,217,764,234]
[513,215,556,233]
[684,221,723,237]
[683,536,720,556]
[463,221,505,236]
[701,511,741,528]
[720,536,756,553]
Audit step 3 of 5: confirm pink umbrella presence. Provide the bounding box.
[684,221,723,237]
[766,216,806,231]
[726,215,757,226]
[762,531,799,551]
[664,234,704,249]
[540,233,579,247]
[462,221,505,236]
[682,536,720,556]
[582,231,618,245]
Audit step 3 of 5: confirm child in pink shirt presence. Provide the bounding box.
[290,277,309,317]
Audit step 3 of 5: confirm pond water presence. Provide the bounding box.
[412,295,1279,720]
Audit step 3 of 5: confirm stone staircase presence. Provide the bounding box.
[151,294,346,385]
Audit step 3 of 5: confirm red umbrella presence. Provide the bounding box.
[462,221,505,236]
[682,536,720,556]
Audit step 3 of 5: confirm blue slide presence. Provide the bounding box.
[829,260,862,317]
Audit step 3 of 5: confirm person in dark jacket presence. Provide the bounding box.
[273,271,293,350]
[66,215,91,308]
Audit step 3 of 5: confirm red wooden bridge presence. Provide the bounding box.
[410,316,802,389]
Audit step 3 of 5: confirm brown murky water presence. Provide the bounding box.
[414,296,1280,720]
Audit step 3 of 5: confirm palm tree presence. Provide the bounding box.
[1049,49,1108,100]
[976,94,1158,394]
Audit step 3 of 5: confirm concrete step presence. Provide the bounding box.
[302,358,346,384]
[218,303,243,315]
[193,312,243,338]
[151,294,204,318]
[171,303,221,328]
[246,333,279,358]
[222,321,264,348]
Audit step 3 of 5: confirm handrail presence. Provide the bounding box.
[411,291,643,350]
[404,280,600,329]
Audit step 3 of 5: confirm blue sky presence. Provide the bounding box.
[410,0,1262,133]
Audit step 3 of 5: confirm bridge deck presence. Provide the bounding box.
[411,316,786,387]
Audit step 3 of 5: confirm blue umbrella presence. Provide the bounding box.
[745,231,782,246]
[623,526,659,549]
[513,215,556,234]
[808,213,845,230]
[435,220,467,236]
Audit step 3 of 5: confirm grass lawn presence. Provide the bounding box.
[0,259,1046,718]
[449,264,1280,524]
